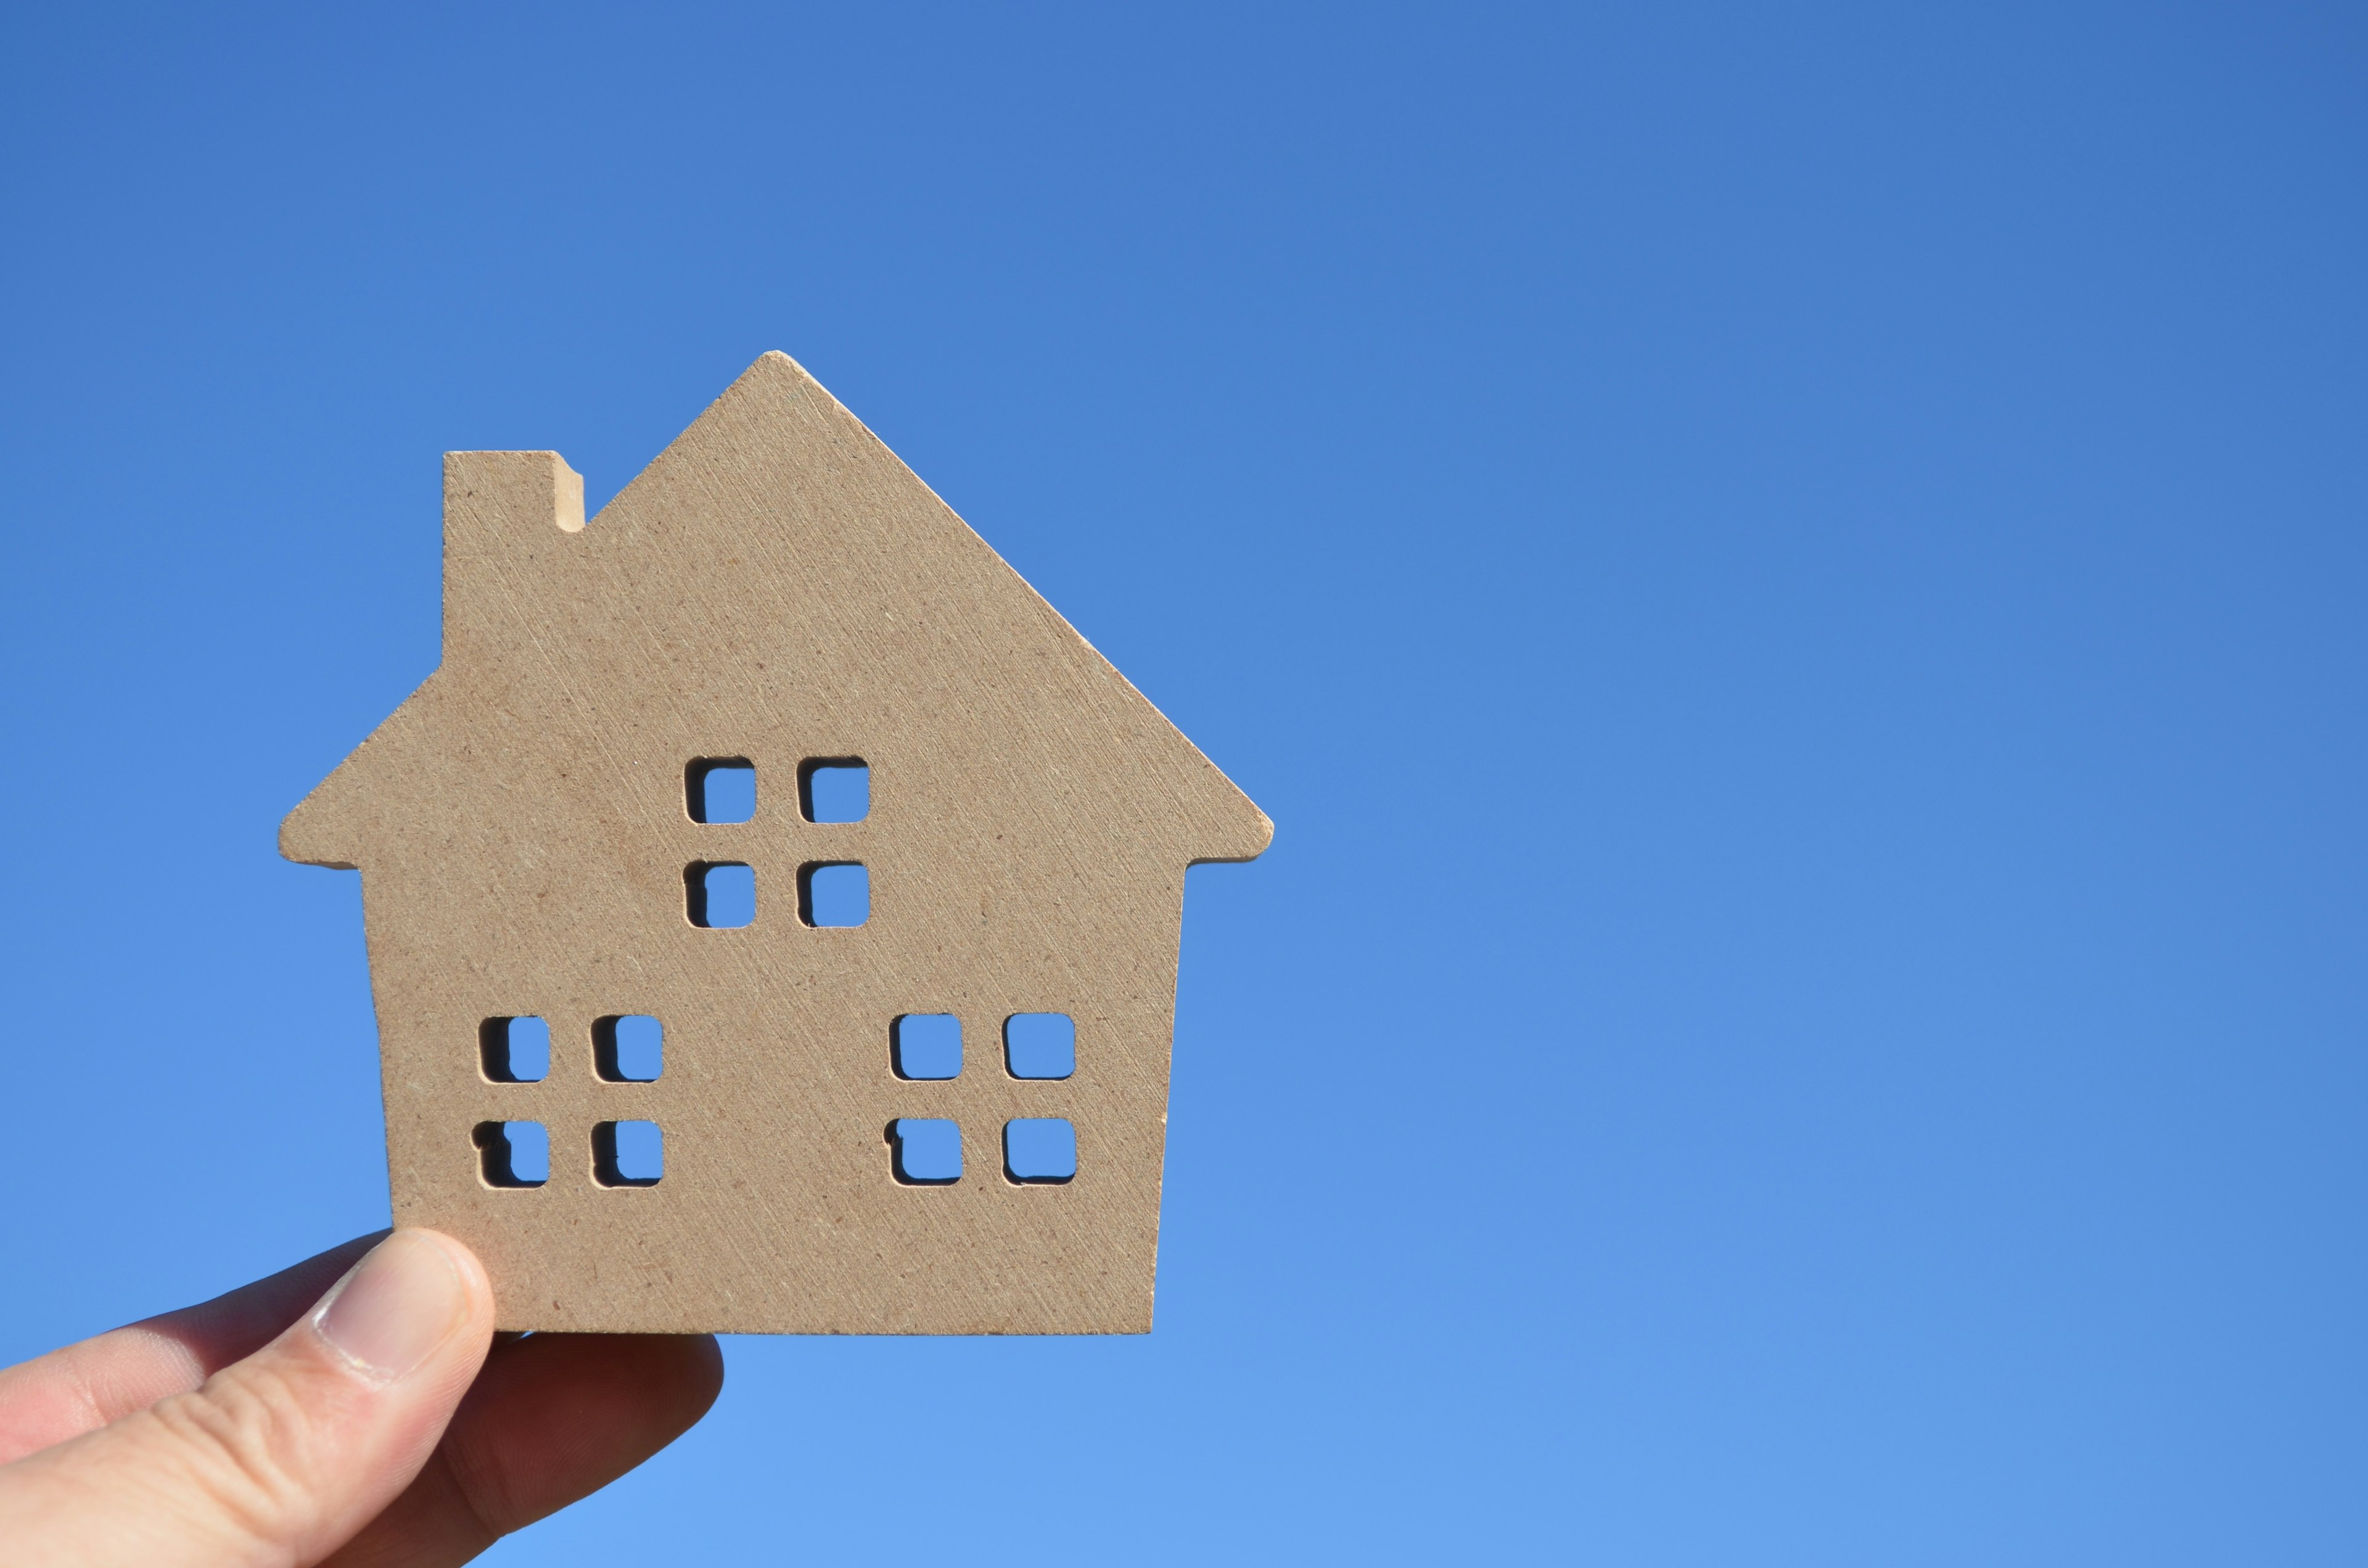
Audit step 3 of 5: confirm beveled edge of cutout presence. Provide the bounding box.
[474,1119,548,1189]
[1000,1011,1077,1081]
[1001,1117,1079,1186]
[477,1016,549,1084]
[796,755,871,823]
[889,1012,961,1082]
[885,1118,962,1186]
[592,1013,664,1082]
[796,860,868,928]
[684,756,756,824]
[591,1119,664,1188]
[684,861,754,928]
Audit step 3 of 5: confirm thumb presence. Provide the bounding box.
[0,1229,496,1568]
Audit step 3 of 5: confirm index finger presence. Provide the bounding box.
[0,1231,384,1464]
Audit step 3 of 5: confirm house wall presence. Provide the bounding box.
[355,725,1199,1333]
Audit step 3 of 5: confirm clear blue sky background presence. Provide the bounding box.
[3,4,2364,1562]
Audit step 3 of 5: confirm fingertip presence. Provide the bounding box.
[657,1334,726,1434]
[400,1229,498,1329]
[682,1334,726,1406]
[308,1229,495,1387]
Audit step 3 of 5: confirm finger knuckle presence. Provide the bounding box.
[138,1365,326,1551]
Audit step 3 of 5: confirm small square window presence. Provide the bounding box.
[480,1016,550,1083]
[889,1117,961,1184]
[686,862,755,928]
[594,1120,664,1187]
[1004,1118,1077,1184]
[475,1120,549,1188]
[892,1014,962,1080]
[1003,1012,1075,1080]
[594,1015,664,1082]
[800,758,870,823]
[686,758,756,824]
[799,862,869,927]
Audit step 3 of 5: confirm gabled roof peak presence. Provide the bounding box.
[281,353,1271,873]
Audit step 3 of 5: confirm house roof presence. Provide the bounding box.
[281,351,1270,874]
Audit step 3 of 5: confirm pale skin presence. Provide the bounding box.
[0,1230,723,1566]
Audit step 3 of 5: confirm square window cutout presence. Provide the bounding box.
[686,758,757,824]
[800,758,870,823]
[1004,1118,1077,1184]
[594,1120,664,1187]
[1004,1012,1075,1080]
[889,1117,961,1184]
[892,1014,961,1080]
[686,862,755,928]
[594,1015,664,1082]
[800,862,869,927]
[480,1016,549,1083]
[475,1120,549,1188]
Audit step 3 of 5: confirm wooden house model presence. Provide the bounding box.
[282,353,1269,1334]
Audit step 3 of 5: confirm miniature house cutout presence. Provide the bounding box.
[282,352,1269,1335]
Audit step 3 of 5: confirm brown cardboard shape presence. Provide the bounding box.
[283,352,1269,1334]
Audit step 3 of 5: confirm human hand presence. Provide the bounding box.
[0,1229,722,1566]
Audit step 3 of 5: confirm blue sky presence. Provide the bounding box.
[2,2,2364,1562]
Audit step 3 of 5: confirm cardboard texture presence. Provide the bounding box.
[283,353,1270,1334]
